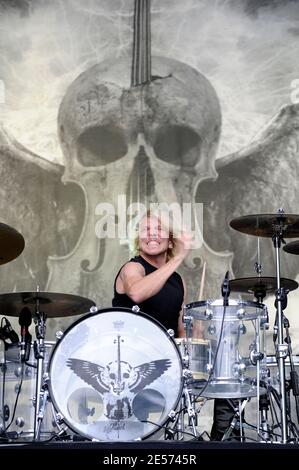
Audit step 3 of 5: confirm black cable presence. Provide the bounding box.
[141,419,201,439]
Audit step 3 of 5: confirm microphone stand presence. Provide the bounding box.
[272,224,289,443]
[221,271,230,307]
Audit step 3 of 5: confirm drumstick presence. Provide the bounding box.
[198,260,206,301]
[191,261,206,340]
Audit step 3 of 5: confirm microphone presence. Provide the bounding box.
[19,307,32,363]
[221,271,230,306]
[1,318,19,344]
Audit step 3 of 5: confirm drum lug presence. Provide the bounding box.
[250,349,264,365]
[208,324,216,335]
[15,416,25,428]
[168,410,176,421]
[183,368,193,379]
[55,412,65,425]
[2,404,10,422]
[131,305,140,312]
[204,308,213,320]
[237,308,245,319]
[232,361,246,377]
[55,330,64,340]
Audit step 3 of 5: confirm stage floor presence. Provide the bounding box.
[0,440,299,465]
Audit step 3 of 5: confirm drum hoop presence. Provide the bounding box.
[48,307,184,441]
[48,306,180,368]
[185,299,265,310]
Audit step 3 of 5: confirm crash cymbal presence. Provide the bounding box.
[0,292,96,318]
[230,277,298,296]
[230,214,299,238]
[0,222,25,265]
[283,240,299,255]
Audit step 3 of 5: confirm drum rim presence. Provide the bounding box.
[48,307,184,441]
[185,299,265,310]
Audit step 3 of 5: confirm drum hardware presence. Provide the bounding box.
[0,291,96,442]
[182,370,198,437]
[19,307,32,363]
[221,271,230,306]
[0,318,19,346]
[0,358,31,440]
[259,392,271,441]
[221,398,248,442]
[229,277,298,304]
[30,291,96,441]
[48,307,184,441]
[280,315,299,427]
[230,210,299,443]
[162,378,199,441]
[184,299,266,400]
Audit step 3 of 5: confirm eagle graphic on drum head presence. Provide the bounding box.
[66,357,171,420]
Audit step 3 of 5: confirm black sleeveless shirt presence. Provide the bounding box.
[112,255,184,336]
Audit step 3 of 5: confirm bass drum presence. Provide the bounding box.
[48,307,183,441]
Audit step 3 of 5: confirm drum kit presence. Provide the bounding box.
[1,211,299,445]
[182,210,299,443]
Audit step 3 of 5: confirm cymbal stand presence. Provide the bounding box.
[33,295,47,442]
[272,225,289,443]
[282,315,299,436]
[252,287,270,442]
[166,380,197,441]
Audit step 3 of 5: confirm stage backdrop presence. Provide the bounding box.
[0,0,299,353]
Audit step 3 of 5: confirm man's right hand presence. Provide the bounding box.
[174,231,194,260]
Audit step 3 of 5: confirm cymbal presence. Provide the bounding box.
[0,222,25,265]
[283,240,299,255]
[230,277,298,297]
[0,292,96,318]
[230,214,299,238]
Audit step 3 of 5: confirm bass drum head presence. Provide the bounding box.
[48,308,183,441]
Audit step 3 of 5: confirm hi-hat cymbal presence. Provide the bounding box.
[283,240,299,255]
[0,222,25,265]
[0,292,96,318]
[230,214,299,238]
[230,277,298,297]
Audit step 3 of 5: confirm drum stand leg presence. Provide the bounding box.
[272,230,289,443]
[182,377,198,438]
[33,308,47,442]
[282,315,299,431]
[259,393,271,441]
[221,398,248,442]
[166,376,198,441]
[35,383,49,440]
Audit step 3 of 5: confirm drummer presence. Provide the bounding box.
[112,209,192,338]
[112,209,240,441]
